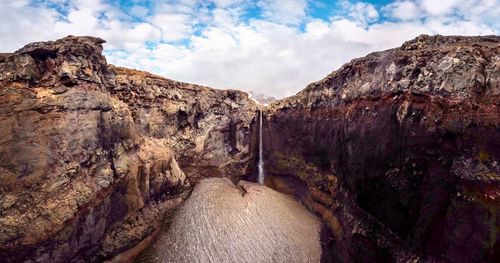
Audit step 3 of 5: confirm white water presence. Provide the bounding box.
[258,110,265,184]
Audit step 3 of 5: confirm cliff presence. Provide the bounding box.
[265,35,500,262]
[1,34,499,263]
[0,36,258,262]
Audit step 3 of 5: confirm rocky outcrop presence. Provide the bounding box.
[265,35,500,262]
[0,36,257,262]
[109,66,257,182]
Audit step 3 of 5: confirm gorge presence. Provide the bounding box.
[0,35,499,263]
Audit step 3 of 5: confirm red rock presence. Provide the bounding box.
[265,35,500,263]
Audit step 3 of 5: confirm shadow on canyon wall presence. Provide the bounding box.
[0,35,498,263]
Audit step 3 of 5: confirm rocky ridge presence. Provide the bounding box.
[0,36,258,262]
[265,35,500,262]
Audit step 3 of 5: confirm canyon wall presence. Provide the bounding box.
[0,36,257,262]
[1,34,498,263]
[265,35,499,262]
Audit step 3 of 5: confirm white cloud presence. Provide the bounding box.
[212,0,248,8]
[333,1,379,26]
[151,13,192,42]
[0,0,61,51]
[349,2,379,25]
[0,0,498,98]
[421,0,457,16]
[257,0,309,25]
[383,1,422,20]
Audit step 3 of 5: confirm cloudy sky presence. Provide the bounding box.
[1,0,498,98]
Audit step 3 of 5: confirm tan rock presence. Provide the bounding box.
[0,36,258,262]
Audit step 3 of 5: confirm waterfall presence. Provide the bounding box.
[258,110,265,184]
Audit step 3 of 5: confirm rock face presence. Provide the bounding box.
[1,34,499,263]
[138,178,322,263]
[109,66,258,182]
[0,36,257,262]
[265,35,500,263]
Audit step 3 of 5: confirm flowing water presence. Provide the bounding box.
[258,110,265,184]
[136,111,324,263]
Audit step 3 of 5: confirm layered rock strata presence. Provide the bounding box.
[0,36,257,262]
[1,34,499,263]
[265,35,500,263]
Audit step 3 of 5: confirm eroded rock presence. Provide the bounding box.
[266,35,500,263]
[0,36,258,262]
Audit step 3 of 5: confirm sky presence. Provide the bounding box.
[0,0,498,98]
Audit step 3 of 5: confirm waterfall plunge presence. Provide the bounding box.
[258,110,265,184]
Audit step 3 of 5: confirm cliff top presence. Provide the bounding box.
[0,35,254,104]
[14,35,106,55]
[272,34,500,109]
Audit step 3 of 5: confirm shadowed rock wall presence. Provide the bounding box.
[1,34,498,263]
[265,35,500,263]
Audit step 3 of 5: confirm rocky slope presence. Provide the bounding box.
[0,36,258,262]
[264,35,500,262]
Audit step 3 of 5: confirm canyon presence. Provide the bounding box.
[0,35,498,263]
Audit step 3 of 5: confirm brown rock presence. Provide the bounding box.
[109,66,258,182]
[0,36,258,262]
[2,34,498,263]
[265,35,500,263]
